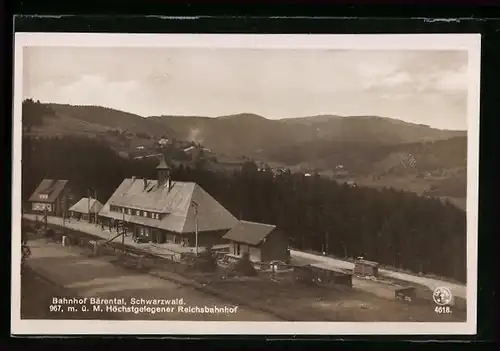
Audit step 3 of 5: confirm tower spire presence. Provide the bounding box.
[156,155,170,170]
[157,155,171,188]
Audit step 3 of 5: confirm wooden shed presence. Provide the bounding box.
[69,197,104,223]
[293,263,353,288]
[395,286,417,302]
[223,220,289,263]
[354,259,380,277]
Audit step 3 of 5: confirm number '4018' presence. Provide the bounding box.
[434,306,452,314]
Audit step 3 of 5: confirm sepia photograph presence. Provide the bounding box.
[11,33,480,335]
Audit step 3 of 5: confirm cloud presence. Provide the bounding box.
[383,72,412,86]
[365,71,413,90]
[380,92,413,100]
[433,65,468,92]
[412,64,468,94]
[356,60,415,91]
[358,62,398,79]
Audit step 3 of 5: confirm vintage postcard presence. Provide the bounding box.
[11,33,480,335]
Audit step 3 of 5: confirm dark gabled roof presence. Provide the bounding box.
[310,263,353,275]
[99,178,238,234]
[69,197,104,214]
[28,179,69,203]
[222,220,276,246]
[355,259,379,267]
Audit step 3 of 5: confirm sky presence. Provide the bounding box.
[23,47,469,130]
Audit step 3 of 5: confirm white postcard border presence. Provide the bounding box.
[11,32,481,336]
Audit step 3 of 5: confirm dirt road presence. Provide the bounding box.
[21,238,278,321]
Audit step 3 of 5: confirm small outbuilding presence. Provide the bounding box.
[69,197,104,223]
[28,179,71,217]
[395,286,417,302]
[354,259,380,277]
[223,220,289,263]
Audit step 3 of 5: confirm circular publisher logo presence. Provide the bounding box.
[433,287,453,306]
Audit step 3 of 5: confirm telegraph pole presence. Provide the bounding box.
[122,209,125,245]
[195,204,199,256]
[87,189,91,223]
[325,230,329,255]
[62,202,66,227]
[191,201,199,256]
[43,207,48,233]
[94,190,98,226]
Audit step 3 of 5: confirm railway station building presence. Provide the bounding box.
[98,157,238,247]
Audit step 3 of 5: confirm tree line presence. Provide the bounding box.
[22,135,467,283]
[22,99,57,132]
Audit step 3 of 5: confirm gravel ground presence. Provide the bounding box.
[21,238,277,321]
[206,279,466,322]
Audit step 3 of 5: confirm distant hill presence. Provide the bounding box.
[26,102,465,155]
[372,136,467,175]
[280,114,460,143]
[149,113,465,158]
[24,103,179,158]
[149,113,284,156]
[25,101,466,175]
[268,136,467,174]
[24,102,467,207]
[45,104,175,138]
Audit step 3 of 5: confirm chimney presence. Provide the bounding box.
[143,178,148,190]
[156,155,171,188]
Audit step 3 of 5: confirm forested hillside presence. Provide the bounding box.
[22,136,466,283]
[23,101,467,191]
[46,103,175,137]
[150,113,465,158]
[268,136,467,174]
